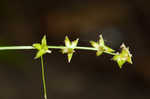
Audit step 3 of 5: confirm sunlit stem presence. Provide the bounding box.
[0,46,34,50]
[0,46,117,55]
[41,56,47,99]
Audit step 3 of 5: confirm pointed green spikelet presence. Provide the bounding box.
[61,36,79,63]
[65,36,71,47]
[90,34,114,56]
[68,53,73,63]
[33,43,42,50]
[41,35,47,47]
[32,35,51,59]
[35,49,46,59]
[90,41,99,49]
[99,35,104,46]
[112,43,132,68]
[96,50,103,56]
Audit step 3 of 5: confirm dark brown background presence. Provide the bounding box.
[0,0,149,99]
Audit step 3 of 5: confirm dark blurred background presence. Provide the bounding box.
[0,0,149,99]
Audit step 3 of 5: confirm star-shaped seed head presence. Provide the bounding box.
[90,34,115,56]
[112,43,132,68]
[61,36,79,63]
[32,35,51,59]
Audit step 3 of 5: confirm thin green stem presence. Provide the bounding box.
[0,46,118,55]
[75,46,97,51]
[41,56,47,99]
[0,46,34,50]
[103,51,118,56]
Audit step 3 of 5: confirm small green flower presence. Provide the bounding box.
[61,36,79,63]
[90,34,114,56]
[112,43,132,68]
[32,35,51,59]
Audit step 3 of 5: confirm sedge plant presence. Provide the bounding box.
[0,34,133,99]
